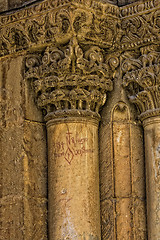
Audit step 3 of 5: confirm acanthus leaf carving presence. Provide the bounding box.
[24,38,118,117]
[122,45,160,120]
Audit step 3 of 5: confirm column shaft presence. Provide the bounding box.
[46,117,101,240]
[143,117,160,240]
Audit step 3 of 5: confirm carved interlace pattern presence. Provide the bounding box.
[24,39,118,115]
[0,0,160,56]
[122,45,160,120]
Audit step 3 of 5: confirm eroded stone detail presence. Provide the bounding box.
[0,1,120,56]
[0,0,160,57]
[121,9,160,50]
[24,38,118,116]
[122,44,160,120]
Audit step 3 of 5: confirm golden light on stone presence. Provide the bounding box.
[1,0,160,239]
[24,37,115,238]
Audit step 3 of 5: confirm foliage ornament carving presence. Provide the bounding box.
[0,0,160,57]
[0,0,120,57]
[120,9,160,50]
[122,45,160,121]
[24,38,118,119]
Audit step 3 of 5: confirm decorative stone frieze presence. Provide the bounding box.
[0,0,160,57]
[0,0,120,56]
[120,8,160,50]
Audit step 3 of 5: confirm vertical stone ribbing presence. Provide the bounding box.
[100,116,147,240]
[112,103,132,239]
[100,60,147,240]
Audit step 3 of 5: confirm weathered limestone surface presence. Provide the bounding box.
[47,119,101,240]
[99,69,147,239]
[0,0,7,12]
[23,121,47,240]
[1,0,160,239]
[99,118,147,239]
[112,107,132,239]
[143,117,160,240]
[24,28,115,237]
[0,56,47,240]
[122,45,160,239]
[0,57,24,239]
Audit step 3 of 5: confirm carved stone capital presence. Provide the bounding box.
[24,38,118,119]
[122,45,160,121]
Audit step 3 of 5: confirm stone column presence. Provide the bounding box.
[142,116,160,239]
[46,112,100,239]
[24,41,114,239]
[122,45,160,240]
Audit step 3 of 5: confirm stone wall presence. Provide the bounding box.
[0,55,48,239]
[0,51,147,240]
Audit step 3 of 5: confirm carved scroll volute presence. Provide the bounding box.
[24,40,119,119]
[122,45,160,121]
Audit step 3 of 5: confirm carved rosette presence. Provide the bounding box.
[24,39,118,120]
[122,45,160,121]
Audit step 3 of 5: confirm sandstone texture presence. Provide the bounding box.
[0,0,160,239]
[143,117,160,240]
[0,56,47,240]
[47,120,101,240]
